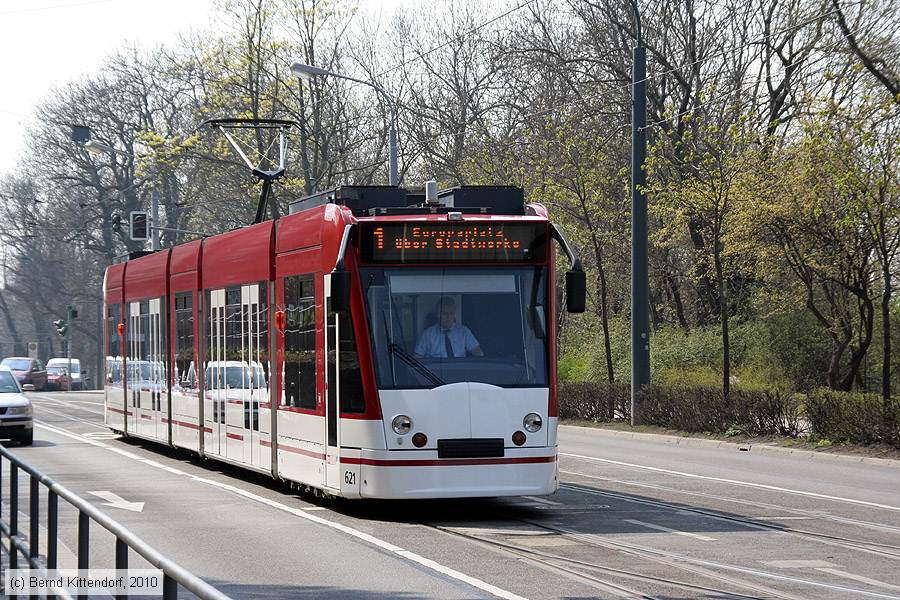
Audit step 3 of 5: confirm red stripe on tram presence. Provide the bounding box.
[340,455,558,467]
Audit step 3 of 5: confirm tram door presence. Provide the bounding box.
[127,302,141,435]
[323,275,341,490]
[204,289,226,456]
[148,298,167,441]
[240,284,264,468]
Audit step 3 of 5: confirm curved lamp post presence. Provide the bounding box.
[290,62,399,186]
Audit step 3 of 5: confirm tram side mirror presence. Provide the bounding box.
[565,270,586,314]
[331,270,352,313]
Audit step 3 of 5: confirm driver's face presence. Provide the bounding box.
[439,305,456,329]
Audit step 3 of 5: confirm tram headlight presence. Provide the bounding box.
[523,413,543,433]
[392,415,412,435]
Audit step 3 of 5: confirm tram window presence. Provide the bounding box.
[156,299,168,399]
[257,283,270,391]
[106,304,122,383]
[225,287,241,362]
[338,310,365,414]
[362,267,549,389]
[174,293,195,391]
[283,274,316,409]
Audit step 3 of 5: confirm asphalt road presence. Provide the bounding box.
[3,391,899,599]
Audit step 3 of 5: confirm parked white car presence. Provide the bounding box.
[0,366,33,445]
[47,358,83,390]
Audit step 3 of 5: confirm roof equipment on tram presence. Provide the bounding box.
[201,118,300,224]
[289,183,527,216]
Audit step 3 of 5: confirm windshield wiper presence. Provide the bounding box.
[388,344,445,387]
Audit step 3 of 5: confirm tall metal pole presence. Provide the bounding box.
[630,0,650,425]
[66,307,72,393]
[151,186,160,251]
[388,107,398,186]
[96,300,103,391]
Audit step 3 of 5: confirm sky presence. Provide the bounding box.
[0,0,413,175]
[0,0,224,173]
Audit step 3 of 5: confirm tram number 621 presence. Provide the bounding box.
[344,471,356,485]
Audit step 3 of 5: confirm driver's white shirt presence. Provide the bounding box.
[414,323,480,358]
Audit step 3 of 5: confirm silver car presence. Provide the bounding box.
[0,366,33,445]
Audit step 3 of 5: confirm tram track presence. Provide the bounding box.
[424,509,900,600]
[560,482,900,561]
[427,521,776,600]
[560,468,900,537]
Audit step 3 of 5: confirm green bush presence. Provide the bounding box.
[640,385,801,435]
[804,389,899,447]
[558,381,631,421]
[558,382,801,436]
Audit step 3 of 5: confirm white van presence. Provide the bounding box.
[46,358,83,390]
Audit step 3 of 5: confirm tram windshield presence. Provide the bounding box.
[361,267,549,389]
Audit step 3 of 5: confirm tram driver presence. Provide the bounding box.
[414,296,484,359]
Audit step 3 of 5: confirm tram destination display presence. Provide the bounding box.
[360,222,548,263]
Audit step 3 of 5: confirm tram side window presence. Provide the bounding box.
[106,304,122,383]
[258,283,269,391]
[174,293,195,391]
[338,310,365,414]
[283,274,316,410]
[137,301,151,406]
[225,287,242,362]
[156,297,168,393]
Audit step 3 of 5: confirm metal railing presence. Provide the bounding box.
[0,445,232,600]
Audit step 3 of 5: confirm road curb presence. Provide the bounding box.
[559,424,900,469]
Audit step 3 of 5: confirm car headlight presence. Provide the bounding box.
[392,415,412,435]
[523,412,543,433]
[8,406,32,416]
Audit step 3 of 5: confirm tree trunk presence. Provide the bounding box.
[0,290,24,355]
[838,296,875,391]
[882,265,892,408]
[714,242,730,399]
[597,266,614,384]
[827,336,849,390]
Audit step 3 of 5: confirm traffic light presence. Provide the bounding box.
[130,211,149,241]
[67,305,78,320]
[53,319,68,337]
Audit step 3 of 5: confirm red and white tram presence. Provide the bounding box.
[103,185,585,499]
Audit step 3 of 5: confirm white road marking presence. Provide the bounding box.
[624,519,717,541]
[443,526,551,537]
[522,495,562,506]
[815,568,900,593]
[33,420,528,600]
[88,490,145,512]
[764,560,837,568]
[560,453,900,512]
[83,431,121,440]
[766,561,900,594]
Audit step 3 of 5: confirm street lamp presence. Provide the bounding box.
[629,0,650,425]
[84,140,160,251]
[290,62,399,186]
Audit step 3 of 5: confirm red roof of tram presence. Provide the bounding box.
[123,249,170,301]
[202,221,274,288]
